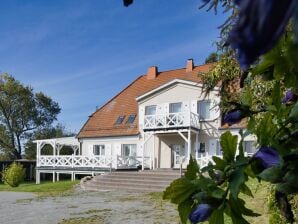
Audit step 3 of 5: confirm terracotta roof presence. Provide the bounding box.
[77,63,214,138]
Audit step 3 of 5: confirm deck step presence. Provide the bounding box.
[81,170,182,192]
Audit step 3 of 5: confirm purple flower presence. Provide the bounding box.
[123,0,133,7]
[224,109,245,126]
[189,204,213,223]
[282,90,296,104]
[253,146,280,170]
[227,0,297,70]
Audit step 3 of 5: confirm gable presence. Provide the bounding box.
[77,64,214,139]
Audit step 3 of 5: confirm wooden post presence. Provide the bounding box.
[52,171,55,182]
[57,173,60,181]
[188,129,191,160]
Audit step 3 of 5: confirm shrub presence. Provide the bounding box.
[2,162,25,187]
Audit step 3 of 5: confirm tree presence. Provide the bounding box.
[204,52,219,64]
[0,74,60,159]
[24,124,74,159]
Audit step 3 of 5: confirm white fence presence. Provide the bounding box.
[196,152,223,168]
[38,155,151,169]
[144,112,200,130]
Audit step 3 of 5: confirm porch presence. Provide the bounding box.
[34,137,151,184]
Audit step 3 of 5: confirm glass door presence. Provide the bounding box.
[173,145,185,168]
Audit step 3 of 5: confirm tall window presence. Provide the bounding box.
[243,141,257,155]
[199,142,206,153]
[169,102,182,113]
[145,105,156,115]
[93,145,105,156]
[197,100,211,119]
[122,144,137,157]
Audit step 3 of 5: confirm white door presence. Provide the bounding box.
[173,145,185,168]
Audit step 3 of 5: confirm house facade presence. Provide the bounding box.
[35,59,256,183]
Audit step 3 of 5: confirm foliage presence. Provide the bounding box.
[165,6,298,224]
[1,162,25,187]
[24,124,74,159]
[205,52,219,64]
[0,74,60,159]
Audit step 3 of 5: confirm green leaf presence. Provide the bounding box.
[178,199,193,224]
[209,208,224,224]
[229,166,246,199]
[271,82,281,111]
[212,156,227,171]
[163,178,197,204]
[258,166,283,183]
[211,187,226,199]
[184,155,200,180]
[289,102,298,122]
[229,197,260,217]
[240,183,253,197]
[220,131,238,162]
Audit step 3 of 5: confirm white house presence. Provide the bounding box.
[34,59,256,183]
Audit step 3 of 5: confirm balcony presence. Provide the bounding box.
[143,112,200,130]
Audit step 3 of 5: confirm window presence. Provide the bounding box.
[115,115,125,125]
[199,143,206,153]
[122,144,137,157]
[243,141,257,155]
[197,100,211,119]
[93,145,105,156]
[126,114,136,124]
[169,102,182,113]
[145,105,156,115]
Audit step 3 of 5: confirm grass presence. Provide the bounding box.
[0,180,79,197]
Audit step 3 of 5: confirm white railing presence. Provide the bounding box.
[144,112,200,130]
[116,156,151,169]
[196,152,223,168]
[38,155,151,169]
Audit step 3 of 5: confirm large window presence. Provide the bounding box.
[243,141,257,155]
[93,145,105,156]
[169,102,182,113]
[197,100,211,120]
[145,105,156,115]
[122,144,137,157]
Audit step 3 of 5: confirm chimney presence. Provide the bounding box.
[147,66,158,80]
[186,59,194,72]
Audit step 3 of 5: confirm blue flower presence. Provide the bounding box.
[227,0,297,70]
[282,90,296,104]
[189,204,213,223]
[224,109,245,126]
[253,146,280,170]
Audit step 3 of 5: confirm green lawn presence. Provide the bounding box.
[0,180,79,197]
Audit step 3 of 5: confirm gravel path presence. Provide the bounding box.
[0,188,179,224]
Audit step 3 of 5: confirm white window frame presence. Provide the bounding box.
[122,144,137,157]
[169,102,182,113]
[93,145,105,156]
[197,100,211,120]
[243,141,257,155]
[145,105,157,115]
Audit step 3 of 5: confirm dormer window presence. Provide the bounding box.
[126,114,136,124]
[115,115,125,125]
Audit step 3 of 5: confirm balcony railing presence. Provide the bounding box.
[143,112,200,130]
[37,155,151,170]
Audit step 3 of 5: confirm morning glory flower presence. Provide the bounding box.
[227,0,297,70]
[282,90,296,104]
[189,204,213,223]
[253,146,280,170]
[223,109,245,125]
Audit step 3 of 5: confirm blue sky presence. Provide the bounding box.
[0,0,227,133]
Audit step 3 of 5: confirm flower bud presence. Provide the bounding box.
[253,146,280,170]
[189,204,213,223]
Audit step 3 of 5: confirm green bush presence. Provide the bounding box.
[1,162,25,187]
